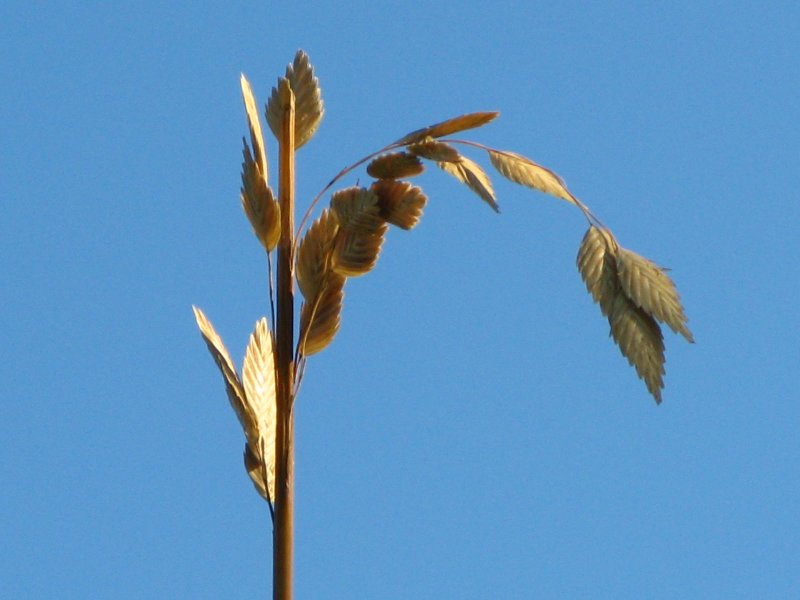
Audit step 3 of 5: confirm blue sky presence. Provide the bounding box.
[2,2,798,598]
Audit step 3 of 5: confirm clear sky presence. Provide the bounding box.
[2,2,798,599]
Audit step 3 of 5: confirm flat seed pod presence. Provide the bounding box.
[192,306,253,435]
[396,111,499,144]
[488,149,576,206]
[438,156,498,212]
[370,179,427,230]
[241,141,281,250]
[577,226,619,317]
[296,208,339,301]
[330,187,384,234]
[242,318,276,502]
[408,138,462,163]
[616,248,694,342]
[366,152,424,179]
[299,274,346,356]
[608,293,666,403]
[332,223,388,277]
[240,74,268,181]
[266,51,324,149]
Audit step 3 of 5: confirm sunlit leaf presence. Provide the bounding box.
[488,149,575,205]
[438,155,498,212]
[396,111,499,144]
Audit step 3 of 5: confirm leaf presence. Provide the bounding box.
[608,293,666,403]
[396,111,499,144]
[407,138,461,163]
[242,318,276,502]
[366,152,424,180]
[192,306,253,435]
[240,74,268,182]
[438,156,498,212]
[577,226,619,317]
[488,149,576,205]
[296,208,339,302]
[299,274,346,356]
[370,179,427,230]
[241,141,281,250]
[330,187,385,234]
[616,248,694,343]
[332,224,388,277]
[266,50,324,149]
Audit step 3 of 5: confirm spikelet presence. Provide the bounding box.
[329,187,387,277]
[577,226,692,403]
[299,273,346,355]
[241,141,281,250]
[396,111,499,144]
[408,138,462,163]
[488,149,576,206]
[438,155,498,212]
[370,180,427,230]
[367,152,425,179]
[244,442,269,501]
[608,292,666,402]
[192,306,253,435]
[616,248,694,342]
[242,318,276,502]
[577,226,619,317]
[296,208,339,301]
[266,50,324,149]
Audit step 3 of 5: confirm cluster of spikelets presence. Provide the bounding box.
[193,50,693,505]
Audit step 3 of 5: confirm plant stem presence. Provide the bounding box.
[274,80,295,600]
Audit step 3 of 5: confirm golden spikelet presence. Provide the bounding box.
[242,318,276,502]
[329,187,387,277]
[616,248,694,342]
[240,74,268,182]
[366,152,425,180]
[329,187,384,234]
[396,111,499,144]
[299,273,346,356]
[608,293,666,403]
[408,138,462,163]
[370,179,427,230]
[266,50,324,149]
[333,223,388,277]
[241,141,281,250]
[577,226,619,317]
[192,306,253,435]
[438,155,498,212]
[296,208,339,302]
[488,149,576,205]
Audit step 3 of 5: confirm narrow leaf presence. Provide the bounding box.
[608,293,666,403]
[488,149,576,205]
[240,74,268,182]
[396,111,499,144]
[266,50,324,149]
[370,180,427,230]
[366,152,425,180]
[616,248,694,342]
[242,318,276,502]
[438,156,498,212]
[192,306,253,434]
